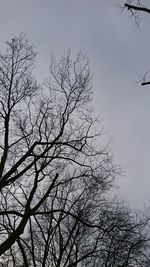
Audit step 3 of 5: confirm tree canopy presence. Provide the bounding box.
[0,34,149,266]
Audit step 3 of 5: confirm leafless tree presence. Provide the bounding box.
[0,34,115,259]
[0,34,149,266]
[1,198,150,267]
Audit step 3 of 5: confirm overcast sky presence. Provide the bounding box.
[1,0,150,208]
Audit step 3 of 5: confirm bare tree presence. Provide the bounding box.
[0,34,115,258]
[1,197,150,267]
[0,34,149,266]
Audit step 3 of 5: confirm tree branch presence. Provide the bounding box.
[125,3,150,14]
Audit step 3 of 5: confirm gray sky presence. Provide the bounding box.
[1,0,150,208]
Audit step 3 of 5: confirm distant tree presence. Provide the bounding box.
[0,34,149,266]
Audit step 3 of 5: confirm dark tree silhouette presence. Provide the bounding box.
[0,34,149,266]
[0,33,114,258]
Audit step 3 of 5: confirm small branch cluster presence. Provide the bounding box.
[124,1,150,86]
